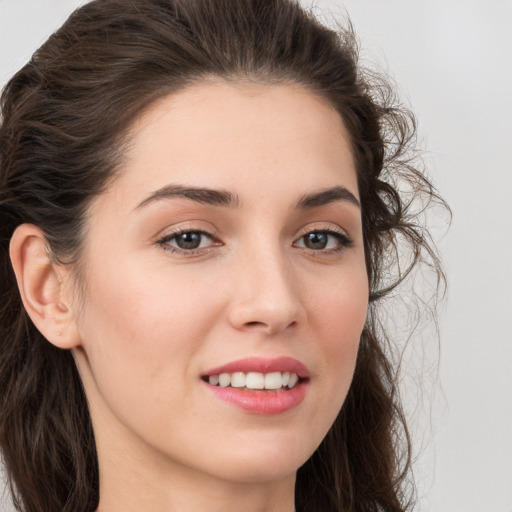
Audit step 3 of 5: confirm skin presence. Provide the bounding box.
[11,82,369,512]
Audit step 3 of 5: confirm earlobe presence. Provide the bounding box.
[9,224,81,349]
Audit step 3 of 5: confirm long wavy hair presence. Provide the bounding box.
[0,1,446,511]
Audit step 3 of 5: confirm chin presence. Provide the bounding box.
[209,458,301,485]
[198,434,316,484]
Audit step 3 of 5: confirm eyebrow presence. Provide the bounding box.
[135,184,241,210]
[295,186,360,209]
[135,183,360,211]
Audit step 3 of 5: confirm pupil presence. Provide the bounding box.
[177,232,201,249]
[305,232,327,249]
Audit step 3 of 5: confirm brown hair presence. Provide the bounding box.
[0,1,446,511]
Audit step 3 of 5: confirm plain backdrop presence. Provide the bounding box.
[1,1,511,511]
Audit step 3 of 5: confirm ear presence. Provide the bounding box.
[9,224,81,349]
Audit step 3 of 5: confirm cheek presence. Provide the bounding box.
[305,267,368,411]
[309,264,368,345]
[82,256,219,347]
[75,262,223,416]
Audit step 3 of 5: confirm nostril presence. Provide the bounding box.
[245,321,266,328]
[243,319,298,332]
[228,298,304,334]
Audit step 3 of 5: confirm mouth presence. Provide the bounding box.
[201,357,309,414]
[201,371,303,391]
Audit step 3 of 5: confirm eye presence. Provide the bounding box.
[158,230,215,252]
[294,229,352,252]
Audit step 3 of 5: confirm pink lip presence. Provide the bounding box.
[202,356,310,378]
[201,357,309,415]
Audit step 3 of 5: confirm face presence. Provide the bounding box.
[71,82,368,487]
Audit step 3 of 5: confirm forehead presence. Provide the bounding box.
[98,81,358,213]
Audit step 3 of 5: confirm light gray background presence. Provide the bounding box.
[1,1,511,511]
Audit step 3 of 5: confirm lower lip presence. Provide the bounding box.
[203,381,308,415]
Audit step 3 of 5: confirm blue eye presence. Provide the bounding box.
[159,230,214,251]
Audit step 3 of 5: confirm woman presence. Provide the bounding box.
[0,0,446,511]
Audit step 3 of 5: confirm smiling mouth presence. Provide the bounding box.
[201,358,309,414]
[201,371,303,391]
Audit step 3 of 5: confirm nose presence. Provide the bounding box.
[226,247,306,335]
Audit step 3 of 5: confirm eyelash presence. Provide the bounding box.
[157,227,353,256]
[294,227,353,254]
[157,229,219,255]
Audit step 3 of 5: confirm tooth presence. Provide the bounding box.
[281,372,290,386]
[218,373,231,387]
[231,372,246,388]
[209,375,219,386]
[264,372,283,389]
[288,373,298,388]
[245,372,265,389]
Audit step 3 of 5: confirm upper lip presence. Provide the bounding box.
[202,357,309,379]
